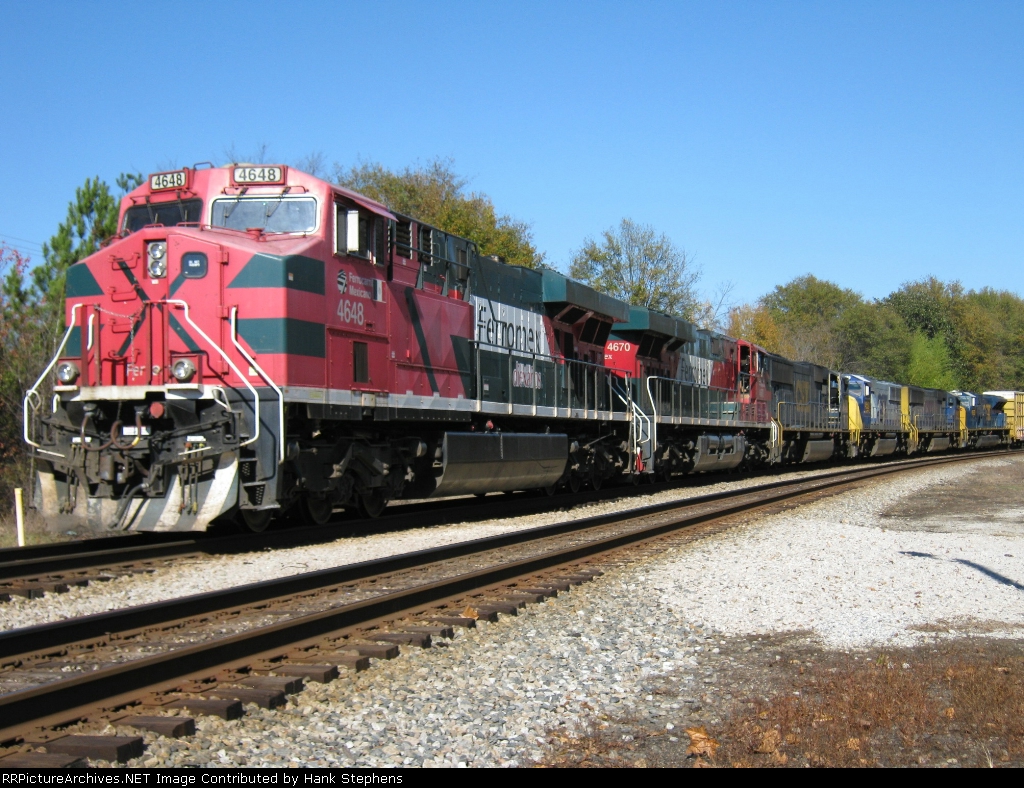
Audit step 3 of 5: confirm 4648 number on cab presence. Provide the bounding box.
[338,298,365,325]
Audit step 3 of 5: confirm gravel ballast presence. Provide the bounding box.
[90,454,1024,768]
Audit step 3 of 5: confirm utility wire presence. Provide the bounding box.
[0,232,45,253]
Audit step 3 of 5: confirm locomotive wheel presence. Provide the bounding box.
[567,474,581,494]
[590,470,603,491]
[358,490,388,519]
[543,483,556,497]
[240,509,273,533]
[303,496,333,526]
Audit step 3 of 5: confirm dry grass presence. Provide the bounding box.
[542,638,1024,768]
[544,716,664,768]
[717,642,1024,767]
[0,509,65,547]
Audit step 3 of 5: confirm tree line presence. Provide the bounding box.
[727,274,1024,393]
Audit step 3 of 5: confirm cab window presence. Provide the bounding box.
[212,197,316,233]
[336,204,386,264]
[123,199,203,233]
[417,227,447,290]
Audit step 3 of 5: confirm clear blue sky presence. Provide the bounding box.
[1,1,1021,307]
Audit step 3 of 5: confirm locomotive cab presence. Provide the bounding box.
[734,340,771,415]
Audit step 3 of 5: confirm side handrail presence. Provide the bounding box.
[230,306,286,464]
[770,416,782,449]
[23,303,83,450]
[776,400,837,430]
[645,376,660,459]
[611,376,652,469]
[163,299,260,449]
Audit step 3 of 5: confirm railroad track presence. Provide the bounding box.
[0,478,709,597]
[0,451,1006,766]
[0,451,1002,597]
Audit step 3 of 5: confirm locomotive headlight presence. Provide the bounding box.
[171,358,196,382]
[146,241,168,278]
[55,361,80,384]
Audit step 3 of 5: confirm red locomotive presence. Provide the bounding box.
[26,165,644,532]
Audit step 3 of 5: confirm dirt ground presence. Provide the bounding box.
[879,461,1024,537]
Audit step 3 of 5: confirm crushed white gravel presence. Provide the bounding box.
[0,465,856,631]
[646,455,1024,649]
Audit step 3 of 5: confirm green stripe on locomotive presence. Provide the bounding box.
[65,263,104,297]
[237,317,326,358]
[227,254,325,294]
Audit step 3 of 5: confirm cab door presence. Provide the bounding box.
[737,342,752,397]
[330,201,391,396]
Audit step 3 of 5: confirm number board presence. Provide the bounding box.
[150,170,188,191]
[232,166,286,185]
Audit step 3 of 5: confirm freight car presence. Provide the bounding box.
[21,164,1022,534]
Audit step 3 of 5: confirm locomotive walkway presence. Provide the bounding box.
[0,450,1009,764]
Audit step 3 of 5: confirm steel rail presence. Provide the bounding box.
[0,451,1002,739]
[0,450,992,660]
[0,450,1008,584]
[0,471,749,582]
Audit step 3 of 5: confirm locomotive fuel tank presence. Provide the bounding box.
[800,439,835,463]
[430,432,568,497]
[870,438,899,457]
[691,434,746,472]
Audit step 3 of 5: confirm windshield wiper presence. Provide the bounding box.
[221,187,249,222]
[260,186,292,231]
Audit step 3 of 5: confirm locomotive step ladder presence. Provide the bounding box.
[612,379,654,473]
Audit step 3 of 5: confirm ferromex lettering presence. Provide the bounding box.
[472,296,549,355]
[677,353,713,387]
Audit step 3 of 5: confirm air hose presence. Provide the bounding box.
[112,483,146,530]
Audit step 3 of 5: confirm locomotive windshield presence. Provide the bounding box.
[123,199,203,233]
[211,196,317,234]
